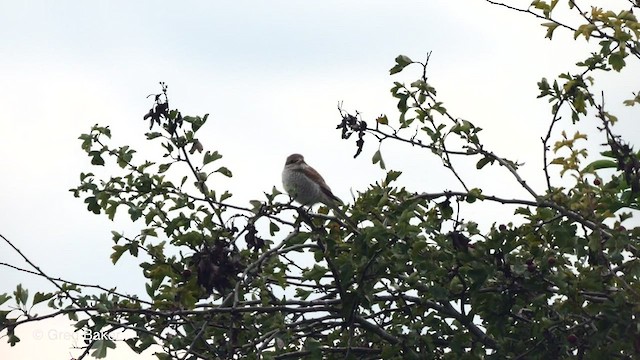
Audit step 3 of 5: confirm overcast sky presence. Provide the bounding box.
[2,1,639,358]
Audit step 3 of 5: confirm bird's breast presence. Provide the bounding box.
[282,169,322,205]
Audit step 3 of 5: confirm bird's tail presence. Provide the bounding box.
[328,202,359,233]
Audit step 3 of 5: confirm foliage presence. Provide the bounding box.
[3,1,640,359]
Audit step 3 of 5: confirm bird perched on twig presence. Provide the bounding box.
[282,153,357,231]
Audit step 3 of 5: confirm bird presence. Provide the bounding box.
[282,153,356,230]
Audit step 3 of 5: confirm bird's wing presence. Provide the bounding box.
[301,164,343,204]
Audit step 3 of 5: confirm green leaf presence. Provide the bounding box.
[396,55,412,65]
[0,310,10,323]
[216,166,233,177]
[430,285,448,300]
[376,115,389,125]
[269,222,280,236]
[382,345,401,358]
[90,151,105,166]
[79,133,93,151]
[128,206,143,221]
[184,114,209,132]
[303,265,327,282]
[542,22,559,39]
[623,92,640,107]
[144,209,157,225]
[305,338,322,360]
[438,200,453,219]
[0,293,11,306]
[145,281,158,298]
[111,244,128,264]
[84,196,101,214]
[476,157,492,170]
[32,292,54,306]
[14,284,28,305]
[203,151,223,165]
[129,241,139,257]
[116,146,135,168]
[111,231,123,243]
[609,52,625,72]
[583,159,617,172]
[158,163,172,173]
[145,132,162,140]
[249,200,263,214]
[8,334,20,346]
[295,288,312,300]
[468,188,483,200]
[220,191,232,201]
[385,170,402,184]
[389,55,413,75]
[74,319,90,330]
[105,202,119,220]
[287,232,311,246]
[515,207,532,216]
[372,150,386,170]
[91,339,116,358]
[466,188,483,203]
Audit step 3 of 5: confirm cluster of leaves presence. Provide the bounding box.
[2,1,640,359]
[333,1,640,358]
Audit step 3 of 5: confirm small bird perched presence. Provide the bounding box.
[282,153,356,230]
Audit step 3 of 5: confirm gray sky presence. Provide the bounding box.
[1,1,638,358]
